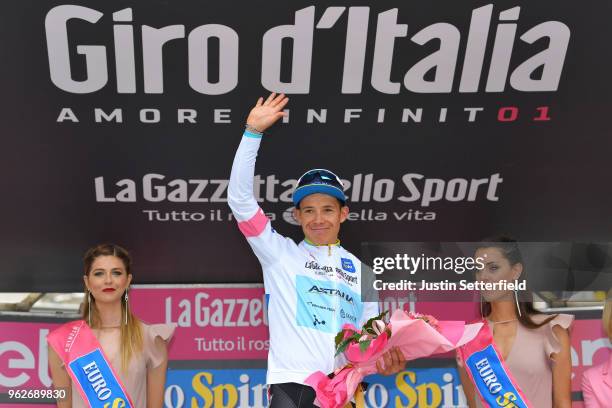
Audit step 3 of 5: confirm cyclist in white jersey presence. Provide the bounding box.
[228,93,406,407]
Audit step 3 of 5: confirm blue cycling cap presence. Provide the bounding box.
[293,169,346,206]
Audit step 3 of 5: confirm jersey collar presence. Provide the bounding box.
[304,238,340,256]
[304,238,340,247]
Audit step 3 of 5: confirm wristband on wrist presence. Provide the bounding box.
[245,124,263,135]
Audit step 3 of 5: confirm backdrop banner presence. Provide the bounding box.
[1,287,608,406]
[1,1,611,290]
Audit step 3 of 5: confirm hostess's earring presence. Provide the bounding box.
[124,288,129,325]
[480,293,484,319]
[88,290,92,326]
[514,288,522,317]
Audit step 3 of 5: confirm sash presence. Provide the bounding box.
[457,321,532,408]
[47,320,134,408]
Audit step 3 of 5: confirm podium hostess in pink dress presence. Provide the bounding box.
[457,238,573,408]
[47,244,175,407]
[581,293,612,407]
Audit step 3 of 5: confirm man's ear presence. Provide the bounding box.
[339,205,349,223]
[292,207,302,225]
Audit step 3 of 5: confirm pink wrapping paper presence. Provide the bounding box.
[305,310,482,408]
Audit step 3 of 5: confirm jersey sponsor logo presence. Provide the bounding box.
[312,314,327,327]
[341,258,356,273]
[339,308,357,323]
[304,260,358,283]
[296,276,363,333]
[304,260,334,275]
[336,269,358,285]
[308,285,354,304]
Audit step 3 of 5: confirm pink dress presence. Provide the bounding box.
[69,322,175,408]
[471,314,574,408]
[581,351,612,407]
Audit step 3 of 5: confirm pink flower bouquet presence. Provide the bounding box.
[305,309,483,408]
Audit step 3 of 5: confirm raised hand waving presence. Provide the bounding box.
[246,93,289,133]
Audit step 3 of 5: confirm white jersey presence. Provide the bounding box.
[228,131,379,385]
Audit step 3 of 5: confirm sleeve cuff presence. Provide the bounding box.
[244,130,263,139]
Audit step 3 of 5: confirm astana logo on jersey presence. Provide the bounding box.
[307,285,354,304]
[295,276,362,333]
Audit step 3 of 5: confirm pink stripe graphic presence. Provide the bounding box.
[237,208,269,237]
